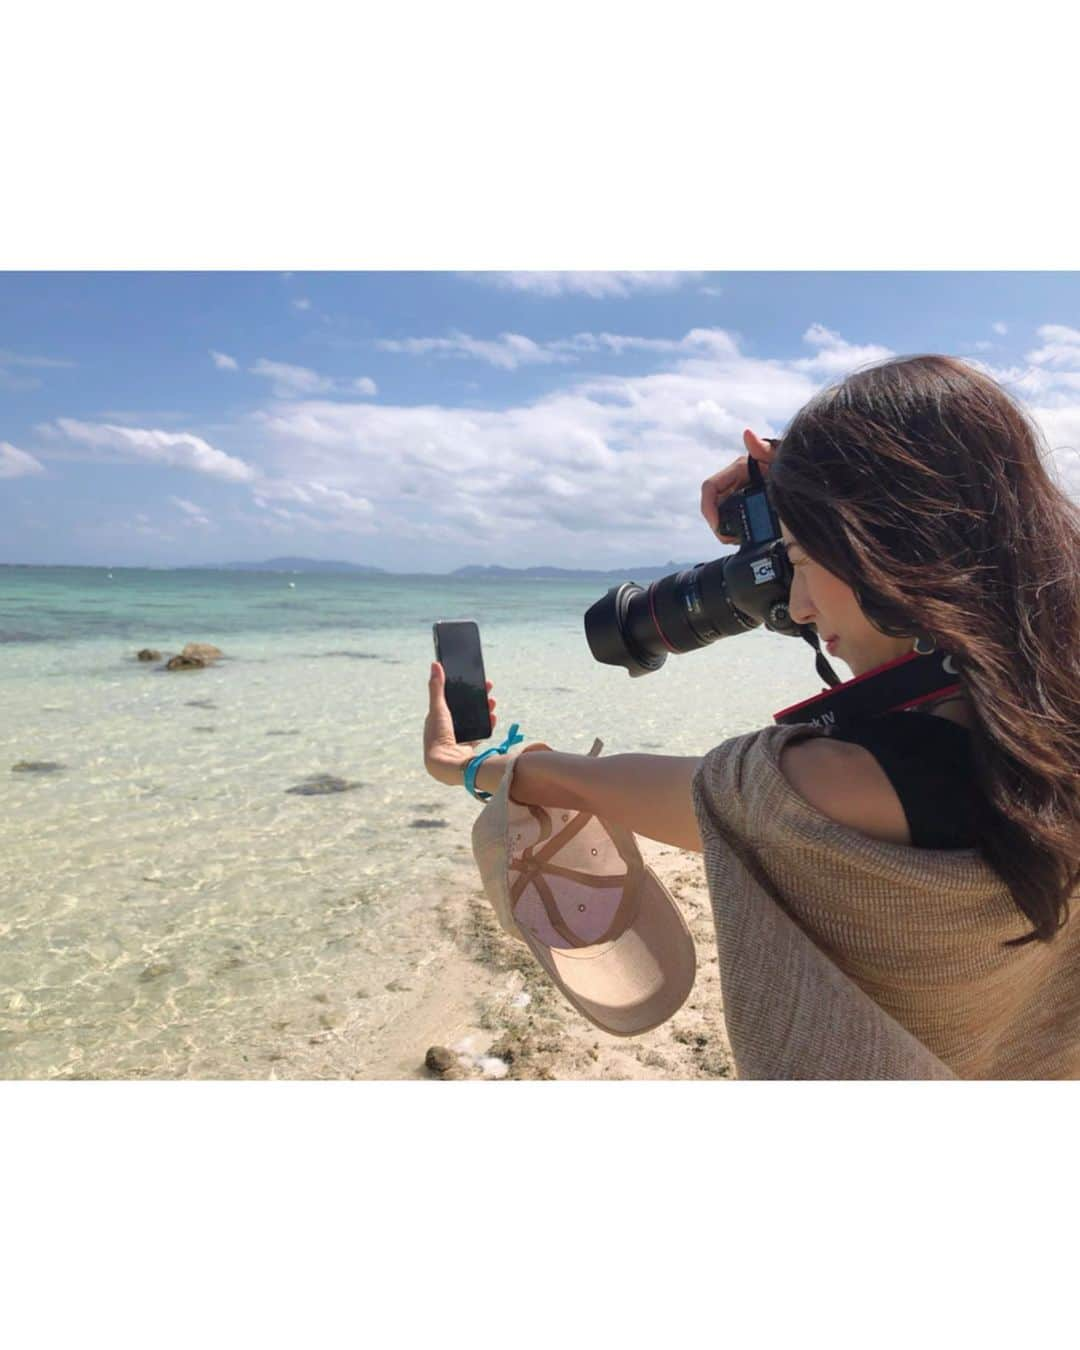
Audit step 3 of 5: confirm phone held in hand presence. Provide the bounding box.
[432,619,493,744]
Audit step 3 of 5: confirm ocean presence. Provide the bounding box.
[0,564,819,1078]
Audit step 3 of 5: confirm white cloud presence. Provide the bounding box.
[481,271,698,299]
[244,330,814,555]
[791,322,896,377]
[292,298,312,311]
[53,419,257,483]
[378,331,571,371]
[250,359,330,395]
[557,328,741,359]
[1026,324,1080,368]
[96,409,192,425]
[235,324,1080,562]
[0,350,75,369]
[169,496,214,528]
[0,442,46,479]
[245,481,375,537]
[0,349,74,392]
[210,350,239,371]
[249,358,377,398]
[378,325,741,370]
[992,322,1008,335]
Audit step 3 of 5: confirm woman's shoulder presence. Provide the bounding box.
[778,733,913,846]
[697,714,974,850]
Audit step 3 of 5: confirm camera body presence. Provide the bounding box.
[584,457,806,678]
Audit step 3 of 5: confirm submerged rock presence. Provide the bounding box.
[409,818,448,829]
[285,774,364,796]
[165,654,206,671]
[136,648,161,662]
[11,760,65,773]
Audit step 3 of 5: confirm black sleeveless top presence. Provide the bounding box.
[823,712,977,849]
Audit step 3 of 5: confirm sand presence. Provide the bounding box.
[355,838,734,1082]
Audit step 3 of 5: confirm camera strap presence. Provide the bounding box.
[773,646,964,731]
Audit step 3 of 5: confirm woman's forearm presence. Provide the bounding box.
[474,749,703,853]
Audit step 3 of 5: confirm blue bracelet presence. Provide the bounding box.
[464,723,524,801]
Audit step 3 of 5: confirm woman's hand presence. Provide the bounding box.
[700,429,780,544]
[423,662,498,789]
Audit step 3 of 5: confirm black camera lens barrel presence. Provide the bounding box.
[646,563,757,652]
[583,557,765,677]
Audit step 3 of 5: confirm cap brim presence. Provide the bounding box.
[520,866,696,1037]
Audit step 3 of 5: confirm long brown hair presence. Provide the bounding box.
[768,354,1080,944]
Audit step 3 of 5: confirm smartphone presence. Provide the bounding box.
[432,619,493,743]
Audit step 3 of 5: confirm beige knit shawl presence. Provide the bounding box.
[690,722,1080,1080]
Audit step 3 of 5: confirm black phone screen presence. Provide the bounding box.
[433,620,492,743]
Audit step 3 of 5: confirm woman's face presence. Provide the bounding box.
[779,522,913,677]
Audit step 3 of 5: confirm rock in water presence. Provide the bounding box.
[136,649,161,662]
[181,643,223,662]
[11,760,66,773]
[165,654,206,671]
[285,774,364,796]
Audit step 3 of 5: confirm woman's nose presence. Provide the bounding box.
[788,578,814,627]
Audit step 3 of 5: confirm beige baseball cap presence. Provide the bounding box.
[470,737,696,1037]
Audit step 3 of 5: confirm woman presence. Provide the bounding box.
[423,354,1080,1078]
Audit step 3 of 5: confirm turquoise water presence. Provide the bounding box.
[0,565,818,1078]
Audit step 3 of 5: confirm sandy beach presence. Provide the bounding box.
[352,837,732,1082]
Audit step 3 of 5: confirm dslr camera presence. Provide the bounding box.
[584,454,807,677]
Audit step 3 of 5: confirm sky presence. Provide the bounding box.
[2,269,1080,572]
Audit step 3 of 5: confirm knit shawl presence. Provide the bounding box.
[690,722,1080,1080]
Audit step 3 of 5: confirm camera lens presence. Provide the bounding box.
[584,558,767,678]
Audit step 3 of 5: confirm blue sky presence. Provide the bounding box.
[3,270,1079,571]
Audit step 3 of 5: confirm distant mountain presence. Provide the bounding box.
[170,556,716,579]
[181,557,388,575]
[449,560,706,581]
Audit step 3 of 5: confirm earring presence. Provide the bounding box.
[913,633,937,656]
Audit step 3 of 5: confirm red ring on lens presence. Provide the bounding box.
[647,581,680,654]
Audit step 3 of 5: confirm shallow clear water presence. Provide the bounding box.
[0,565,820,1078]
